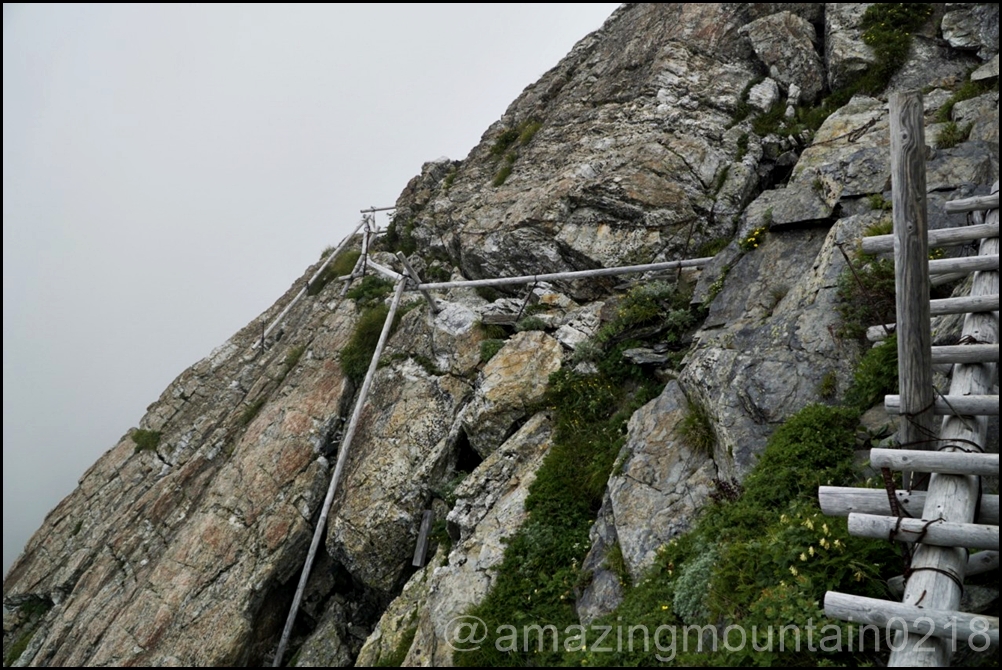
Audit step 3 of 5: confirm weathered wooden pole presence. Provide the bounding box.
[416,257,713,291]
[274,278,408,667]
[889,91,935,491]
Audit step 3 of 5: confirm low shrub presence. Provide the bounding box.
[480,338,506,364]
[345,276,394,308]
[340,304,392,384]
[132,429,162,453]
[835,254,896,341]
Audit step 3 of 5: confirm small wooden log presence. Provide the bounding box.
[418,257,713,291]
[818,487,999,524]
[824,591,999,647]
[930,294,1000,316]
[847,512,999,550]
[861,222,999,255]
[869,449,999,477]
[931,344,999,364]
[928,254,999,275]
[885,395,999,416]
[943,193,1000,214]
[889,551,1000,596]
[367,258,404,281]
[412,509,434,568]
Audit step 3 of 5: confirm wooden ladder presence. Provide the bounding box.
[817,92,999,666]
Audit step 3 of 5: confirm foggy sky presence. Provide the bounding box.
[3,3,620,575]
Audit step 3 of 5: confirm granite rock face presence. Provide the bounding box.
[4,3,999,667]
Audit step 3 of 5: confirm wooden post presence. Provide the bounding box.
[888,182,999,666]
[274,279,408,667]
[861,222,999,254]
[412,509,434,567]
[889,91,935,493]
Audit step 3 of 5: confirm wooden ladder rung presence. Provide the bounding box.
[931,344,999,364]
[930,294,1000,316]
[885,394,1000,416]
[819,486,1000,524]
[870,448,999,477]
[943,192,1000,214]
[847,512,999,550]
[861,222,1000,254]
[824,592,1000,647]
[928,254,999,275]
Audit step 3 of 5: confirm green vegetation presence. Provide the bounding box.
[863,218,893,237]
[604,540,632,588]
[713,164,731,195]
[735,132,750,161]
[132,429,162,453]
[477,321,509,341]
[340,304,393,384]
[455,363,663,667]
[696,236,731,258]
[935,73,998,123]
[739,226,768,252]
[443,166,458,190]
[515,316,548,332]
[936,121,973,149]
[345,275,394,308]
[844,335,899,412]
[239,397,267,427]
[866,194,893,212]
[454,280,712,667]
[284,344,306,369]
[737,4,934,138]
[374,626,418,667]
[308,249,360,296]
[424,264,452,282]
[492,153,516,187]
[475,286,502,302]
[384,213,418,256]
[490,118,543,186]
[480,338,506,364]
[678,395,715,455]
[818,370,838,401]
[835,249,896,341]
[5,598,53,665]
[567,404,898,666]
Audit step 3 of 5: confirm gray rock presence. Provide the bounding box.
[742,182,833,234]
[741,11,825,102]
[972,54,1000,81]
[605,382,716,577]
[792,95,891,202]
[825,3,877,90]
[327,358,472,594]
[461,331,562,458]
[747,77,781,113]
[682,215,878,476]
[942,4,1000,59]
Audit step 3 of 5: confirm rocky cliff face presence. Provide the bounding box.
[4,3,998,667]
